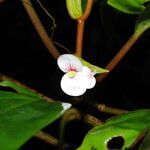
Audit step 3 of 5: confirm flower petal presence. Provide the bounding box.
[61,72,86,96]
[82,76,96,89]
[81,66,91,76]
[57,54,83,73]
[81,66,96,89]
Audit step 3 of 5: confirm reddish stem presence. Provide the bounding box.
[76,20,85,57]
[76,0,93,57]
[81,0,94,21]
[96,32,140,82]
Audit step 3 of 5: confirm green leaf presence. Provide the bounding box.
[81,0,87,12]
[135,5,150,35]
[0,81,71,150]
[77,57,109,74]
[138,130,150,150]
[0,80,42,99]
[108,0,150,14]
[99,0,108,11]
[78,109,150,150]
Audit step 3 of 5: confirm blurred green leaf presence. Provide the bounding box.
[135,5,150,35]
[78,109,150,150]
[0,80,71,150]
[108,0,150,14]
[138,130,150,150]
[81,0,87,12]
[99,0,108,11]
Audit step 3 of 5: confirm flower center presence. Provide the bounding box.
[68,71,76,78]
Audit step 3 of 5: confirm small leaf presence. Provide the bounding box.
[0,81,71,150]
[78,109,150,150]
[135,5,150,35]
[77,57,109,74]
[108,0,150,14]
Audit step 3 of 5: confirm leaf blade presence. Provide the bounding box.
[77,57,109,74]
[135,5,150,35]
[78,109,150,150]
[0,82,71,150]
[108,0,150,14]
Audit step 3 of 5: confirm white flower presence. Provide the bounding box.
[57,54,96,96]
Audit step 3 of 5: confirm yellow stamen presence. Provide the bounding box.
[68,71,76,78]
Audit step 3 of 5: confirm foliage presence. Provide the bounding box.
[108,0,150,14]
[0,0,150,149]
[78,109,150,149]
[135,5,150,34]
[0,80,71,150]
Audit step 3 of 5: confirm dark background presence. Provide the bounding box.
[0,0,150,149]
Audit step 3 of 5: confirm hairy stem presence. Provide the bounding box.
[22,0,60,59]
[76,0,93,57]
[96,103,128,115]
[83,114,103,126]
[35,131,58,145]
[96,32,140,82]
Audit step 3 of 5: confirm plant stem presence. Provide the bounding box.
[76,20,85,57]
[83,114,103,126]
[59,108,80,150]
[21,0,60,59]
[96,32,140,82]
[96,103,128,115]
[35,131,58,145]
[76,0,93,57]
